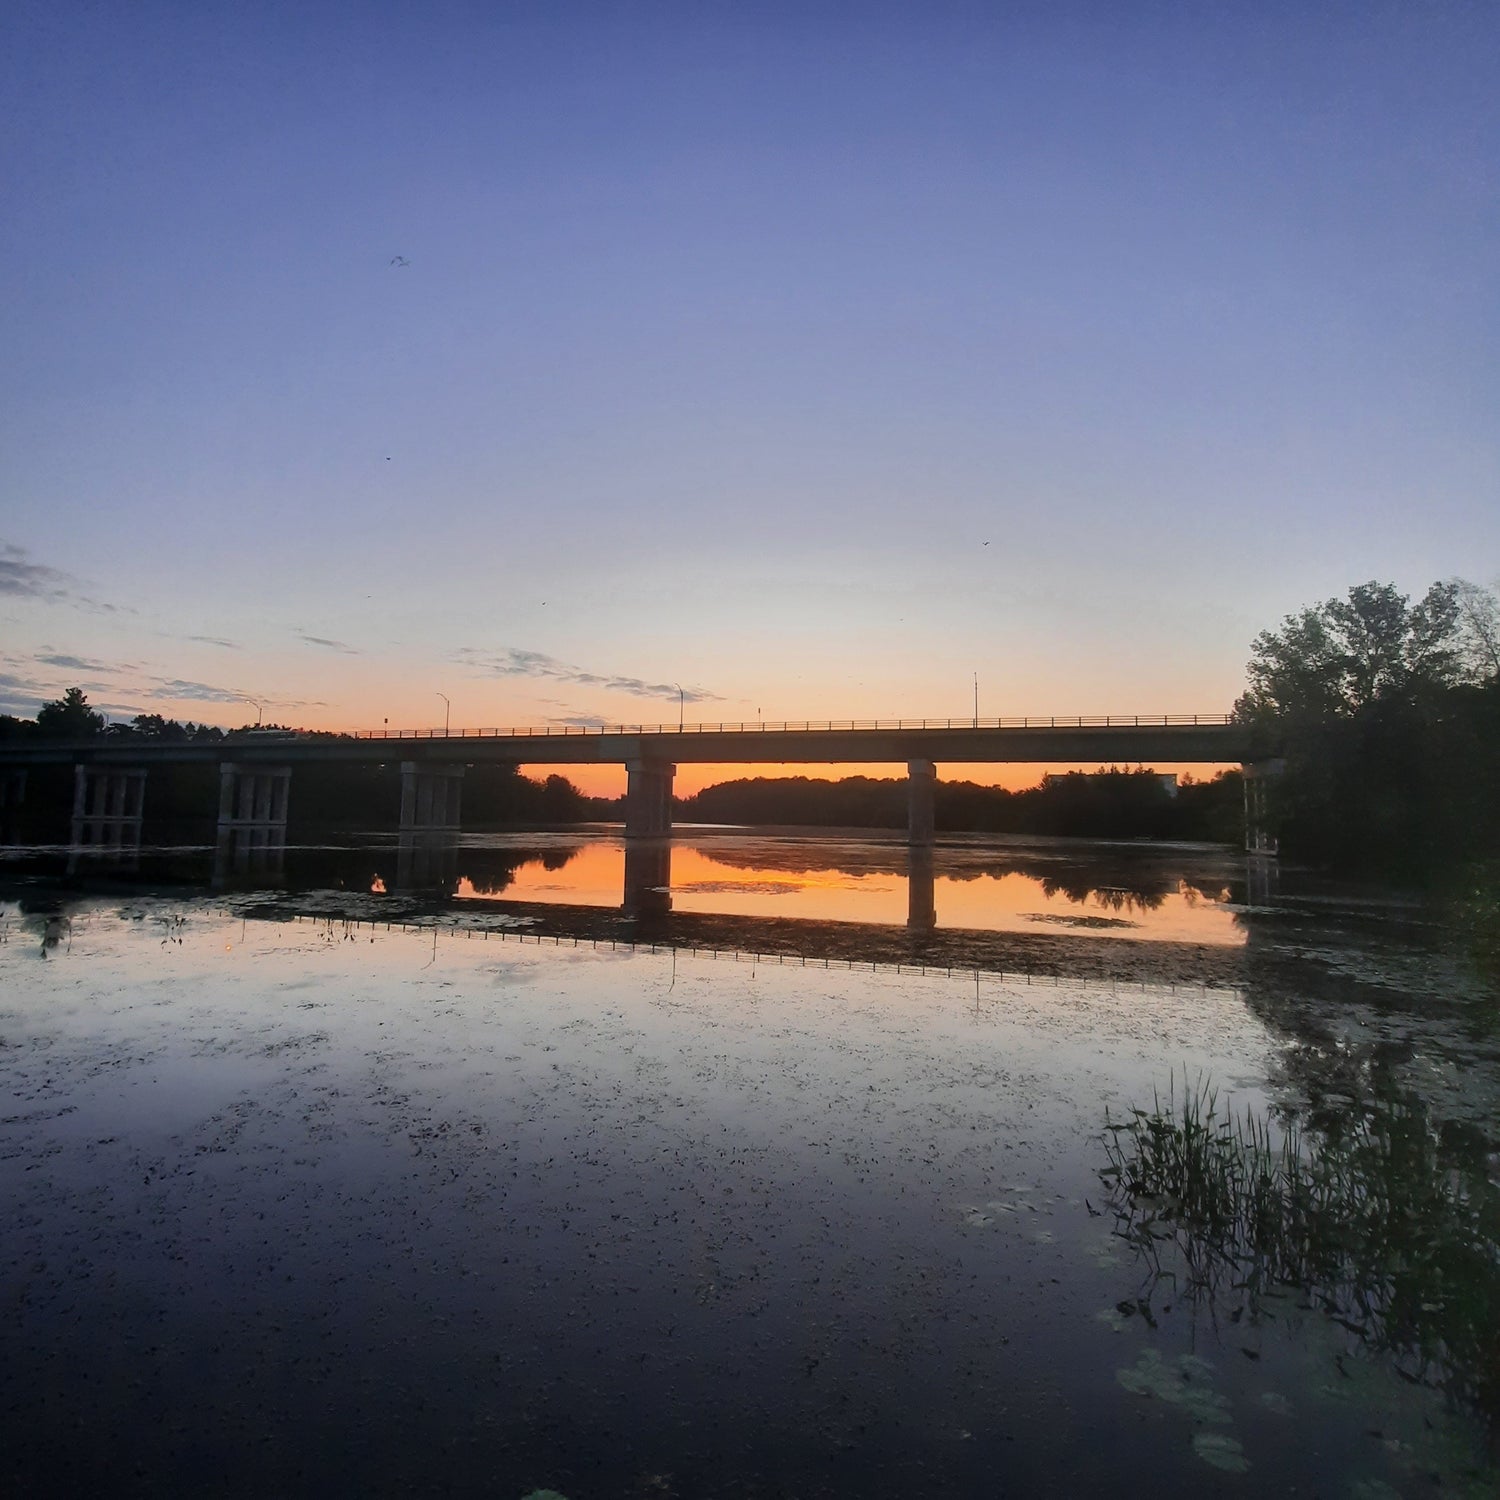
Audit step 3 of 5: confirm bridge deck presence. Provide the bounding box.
[0,718,1251,768]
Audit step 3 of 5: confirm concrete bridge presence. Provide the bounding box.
[0,713,1277,864]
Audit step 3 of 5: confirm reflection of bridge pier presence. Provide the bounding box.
[1245,853,1280,906]
[1243,759,1284,855]
[395,831,460,894]
[907,844,936,931]
[213,763,291,889]
[623,838,672,917]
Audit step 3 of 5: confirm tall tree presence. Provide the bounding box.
[1451,577,1500,682]
[1235,580,1465,725]
[35,687,105,739]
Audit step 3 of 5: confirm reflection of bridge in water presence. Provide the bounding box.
[13,830,1271,989]
[28,825,1262,944]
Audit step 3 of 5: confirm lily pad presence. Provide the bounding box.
[1348,1481,1402,1500]
[1117,1348,1232,1425]
[1192,1431,1250,1473]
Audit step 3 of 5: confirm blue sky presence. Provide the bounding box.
[3,1,1496,787]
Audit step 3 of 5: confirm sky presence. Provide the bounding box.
[3,1,1497,796]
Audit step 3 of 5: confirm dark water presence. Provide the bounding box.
[1,832,1496,1497]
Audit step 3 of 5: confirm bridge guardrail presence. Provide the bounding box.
[349,714,1236,741]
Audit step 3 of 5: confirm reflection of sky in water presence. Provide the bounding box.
[457,839,1244,945]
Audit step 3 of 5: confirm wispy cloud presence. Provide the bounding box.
[143,678,253,705]
[0,669,47,716]
[456,646,720,703]
[185,634,241,650]
[0,543,73,601]
[1,652,327,722]
[0,541,131,614]
[299,634,362,655]
[34,651,118,673]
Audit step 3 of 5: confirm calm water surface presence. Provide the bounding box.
[1,832,1496,1498]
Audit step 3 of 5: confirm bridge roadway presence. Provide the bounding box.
[0,716,1266,851]
[0,717,1249,770]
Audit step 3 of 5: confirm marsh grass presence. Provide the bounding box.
[1101,1073,1500,1433]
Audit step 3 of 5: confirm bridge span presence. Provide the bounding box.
[0,713,1274,856]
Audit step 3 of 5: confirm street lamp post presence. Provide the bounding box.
[436,692,450,736]
[242,696,264,727]
[973,672,979,729]
[674,683,684,731]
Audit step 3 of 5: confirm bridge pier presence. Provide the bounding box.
[0,768,26,843]
[214,764,291,886]
[71,765,147,850]
[400,762,464,833]
[625,760,675,838]
[907,759,936,847]
[1242,759,1284,855]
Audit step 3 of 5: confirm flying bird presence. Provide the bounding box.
[389,255,411,268]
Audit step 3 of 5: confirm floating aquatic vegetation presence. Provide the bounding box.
[1100,1071,1500,1437]
[1191,1430,1250,1472]
[1115,1348,1232,1426]
[1348,1481,1403,1500]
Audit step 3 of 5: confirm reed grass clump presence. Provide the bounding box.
[1101,1073,1500,1433]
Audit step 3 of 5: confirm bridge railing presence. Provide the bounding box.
[350,713,1236,741]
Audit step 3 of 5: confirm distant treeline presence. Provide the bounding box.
[679,768,1243,842]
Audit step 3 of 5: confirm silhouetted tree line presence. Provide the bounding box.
[678,767,1243,841]
[1234,579,1500,882]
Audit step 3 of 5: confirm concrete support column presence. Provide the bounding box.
[1242,759,1284,856]
[399,763,464,833]
[68,766,147,864]
[625,760,675,838]
[907,759,937,847]
[214,764,292,887]
[217,765,292,836]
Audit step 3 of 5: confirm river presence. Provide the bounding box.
[2,829,1496,1497]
